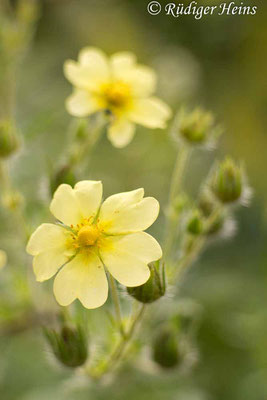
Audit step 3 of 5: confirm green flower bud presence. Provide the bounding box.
[44,324,88,368]
[0,120,20,158]
[176,108,220,146]
[187,209,203,235]
[198,191,215,217]
[198,192,225,235]
[50,164,76,196]
[211,158,243,204]
[153,327,180,368]
[127,261,165,304]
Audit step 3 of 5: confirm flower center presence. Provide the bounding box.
[102,81,131,109]
[77,225,100,247]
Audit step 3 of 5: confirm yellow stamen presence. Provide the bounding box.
[77,225,100,247]
[102,81,131,109]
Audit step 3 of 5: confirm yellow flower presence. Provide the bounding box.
[64,48,172,148]
[26,181,162,309]
[0,250,7,270]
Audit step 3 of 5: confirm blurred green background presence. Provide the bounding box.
[1,0,267,399]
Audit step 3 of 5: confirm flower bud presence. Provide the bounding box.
[50,164,76,196]
[0,120,20,158]
[153,327,180,368]
[127,262,165,304]
[175,107,220,146]
[187,209,203,235]
[211,158,243,204]
[198,192,224,235]
[44,323,88,368]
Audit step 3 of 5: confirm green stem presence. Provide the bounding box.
[89,303,146,379]
[172,206,223,283]
[164,145,191,259]
[109,273,125,337]
[68,115,105,170]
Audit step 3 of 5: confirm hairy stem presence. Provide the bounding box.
[164,145,191,260]
[173,206,223,283]
[68,115,106,170]
[109,273,125,337]
[89,303,146,379]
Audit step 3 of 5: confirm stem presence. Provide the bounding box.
[109,273,125,337]
[164,145,191,259]
[68,115,105,170]
[172,206,223,283]
[89,303,146,379]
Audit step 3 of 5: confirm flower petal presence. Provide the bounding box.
[78,47,109,74]
[66,89,100,117]
[33,249,69,282]
[101,232,162,287]
[99,188,144,226]
[110,52,156,97]
[26,224,70,256]
[99,190,159,234]
[64,48,109,91]
[107,119,135,148]
[50,184,82,226]
[50,181,103,226]
[125,66,157,97]
[53,253,108,309]
[110,52,136,75]
[129,97,172,129]
[74,180,103,220]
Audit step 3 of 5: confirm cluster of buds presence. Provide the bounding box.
[127,261,166,304]
[174,107,221,148]
[44,322,88,368]
[184,158,250,240]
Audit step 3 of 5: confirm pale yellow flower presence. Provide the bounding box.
[64,47,172,148]
[26,181,162,309]
[0,250,7,270]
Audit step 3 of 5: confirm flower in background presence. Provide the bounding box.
[26,181,162,309]
[0,250,7,270]
[64,47,172,148]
